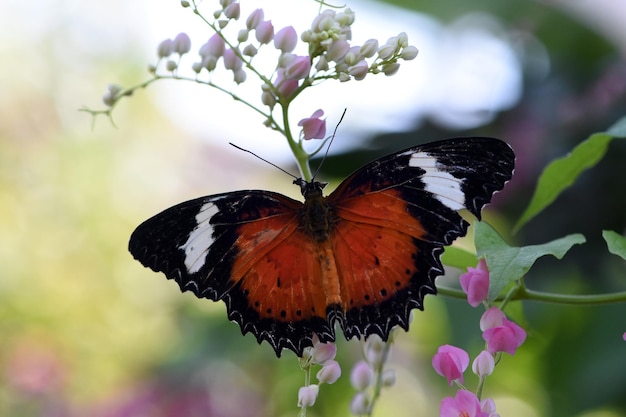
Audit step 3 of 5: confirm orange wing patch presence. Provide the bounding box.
[230,214,327,323]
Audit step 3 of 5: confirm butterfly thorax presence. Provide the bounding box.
[295,178,337,242]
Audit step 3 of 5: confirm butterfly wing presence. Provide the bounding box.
[326,137,514,341]
[129,190,334,356]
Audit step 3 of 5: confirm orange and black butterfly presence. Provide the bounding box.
[129,137,514,356]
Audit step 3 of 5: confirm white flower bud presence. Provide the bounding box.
[381,369,396,386]
[400,46,419,60]
[165,60,177,72]
[202,56,218,71]
[191,61,203,73]
[180,0,190,7]
[261,90,276,108]
[360,39,378,58]
[377,44,396,60]
[237,29,249,43]
[397,32,409,48]
[297,385,319,408]
[233,69,247,84]
[243,44,257,57]
[382,62,400,76]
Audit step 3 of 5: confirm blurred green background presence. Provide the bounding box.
[1,0,625,416]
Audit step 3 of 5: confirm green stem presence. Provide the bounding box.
[437,285,626,305]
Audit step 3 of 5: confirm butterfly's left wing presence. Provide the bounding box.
[326,137,514,341]
[129,190,337,357]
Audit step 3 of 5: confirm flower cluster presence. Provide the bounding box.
[297,335,341,410]
[432,259,527,417]
[349,335,396,416]
[95,0,418,164]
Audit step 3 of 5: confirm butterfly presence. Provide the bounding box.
[129,137,514,357]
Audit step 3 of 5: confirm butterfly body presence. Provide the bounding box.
[129,137,514,356]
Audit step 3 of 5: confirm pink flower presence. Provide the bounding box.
[440,390,489,417]
[432,345,469,386]
[223,48,242,70]
[298,109,326,140]
[483,318,527,355]
[200,33,225,58]
[480,308,526,355]
[284,55,311,80]
[310,334,336,364]
[316,360,341,384]
[460,258,490,307]
[274,26,298,52]
[274,68,298,98]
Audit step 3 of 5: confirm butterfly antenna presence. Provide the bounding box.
[312,108,346,180]
[229,142,298,179]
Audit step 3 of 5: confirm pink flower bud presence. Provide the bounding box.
[173,32,191,55]
[298,109,326,140]
[460,258,490,307]
[255,20,274,44]
[274,69,298,98]
[274,26,298,52]
[157,38,174,58]
[483,318,527,355]
[432,345,469,386]
[316,360,341,384]
[223,48,242,70]
[246,8,264,30]
[200,34,225,58]
[348,60,368,80]
[471,350,495,377]
[297,385,319,407]
[350,392,370,415]
[440,390,487,417]
[350,361,373,391]
[311,340,336,364]
[481,398,498,417]
[284,55,311,80]
[223,2,240,19]
[480,307,505,331]
[202,56,218,71]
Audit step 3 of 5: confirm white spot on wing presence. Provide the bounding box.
[409,151,465,211]
[179,202,219,274]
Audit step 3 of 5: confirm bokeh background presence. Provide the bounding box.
[1,0,625,416]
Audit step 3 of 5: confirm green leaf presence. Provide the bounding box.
[603,230,626,261]
[514,116,626,233]
[514,132,612,232]
[442,246,478,270]
[475,222,586,301]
